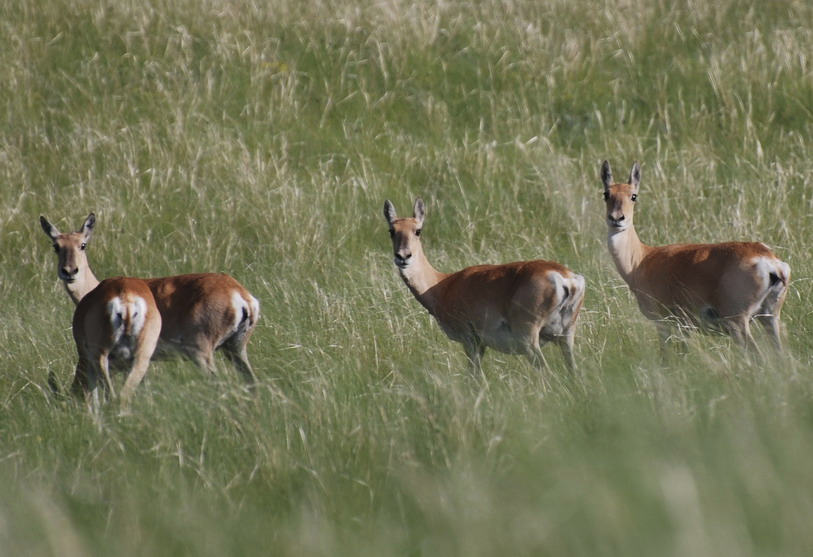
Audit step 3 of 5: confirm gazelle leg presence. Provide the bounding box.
[119,356,149,414]
[222,346,257,385]
[757,277,788,351]
[525,334,549,371]
[120,312,161,413]
[191,347,216,375]
[726,316,756,350]
[98,352,116,401]
[558,330,577,372]
[655,321,673,362]
[757,291,786,351]
[463,339,485,378]
[756,312,782,351]
[71,358,91,400]
[87,366,101,416]
[655,320,689,363]
[72,357,99,415]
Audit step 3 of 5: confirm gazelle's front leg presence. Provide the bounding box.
[187,344,216,374]
[724,316,756,350]
[654,320,687,363]
[76,362,101,416]
[462,338,485,377]
[524,334,548,372]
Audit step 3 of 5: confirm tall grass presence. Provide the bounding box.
[2,0,813,555]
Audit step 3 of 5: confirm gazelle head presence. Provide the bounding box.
[40,213,96,285]
[383,198,425,270]
[602,160,640,232]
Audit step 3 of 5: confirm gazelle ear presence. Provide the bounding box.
[81,213,96,242]
[413,198,425,225]
[384,200,397,225]
[40,215,60,241]
[601,161,613,193]
[629,161,641,193]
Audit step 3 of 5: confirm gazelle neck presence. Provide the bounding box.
[607,225,650,284]
[63,267,101,305]
[398,249,449,315]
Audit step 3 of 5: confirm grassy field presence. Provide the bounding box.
[2,0,813,554]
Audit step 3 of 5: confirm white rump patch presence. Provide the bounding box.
[249,295,260,325]
[548,272,585,308]
[778,261,791,282]
[107,295,147,337]
[567,274,586,301]
[230,291,248,332]
[107,297,124,333]
[548,272,566,305]
[751,256,787,288]
[130,297,148,333]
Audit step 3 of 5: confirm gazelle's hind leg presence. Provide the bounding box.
[119,320,161,413]
[220,327,257,385]
[222,344,257,385]
[71,357,91,401]
[557,331,576,372]
[81,361,102,416]
[220,305,258,384]
[756,281,789,351]
[98,352,116,401]
[555,273,584,372]
[72,354,102,415]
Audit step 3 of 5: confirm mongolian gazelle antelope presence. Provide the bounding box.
[601,160,790,352]
[71,276,161,414]
[384,198,585,375]
[40,213,260,384]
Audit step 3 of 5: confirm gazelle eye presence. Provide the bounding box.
[631,194,637,202]
[415,229,422,237]
[603,191,609,201]
[80,243,87,250]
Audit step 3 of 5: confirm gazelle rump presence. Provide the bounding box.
[601,160,790,350]
[40,213,260,383]
[72,277,161,414]
[384,198,585,374]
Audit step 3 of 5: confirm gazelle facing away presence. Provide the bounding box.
[601,160,790,351]
[72,277,161,414]
[41,213,259,384]
[384,198,585,374]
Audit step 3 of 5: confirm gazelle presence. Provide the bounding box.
[40,213,260,384]
[601,160,790,351]
[384,197,585,374]
[71,276,161,414]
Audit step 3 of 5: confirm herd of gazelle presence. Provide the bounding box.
[383,160,789,370]
[40,160,791,413]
